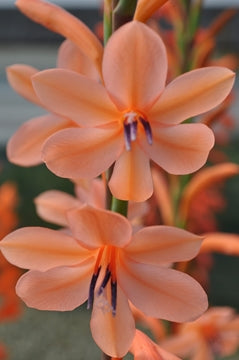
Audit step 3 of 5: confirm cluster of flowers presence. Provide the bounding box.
[1,0,239,359]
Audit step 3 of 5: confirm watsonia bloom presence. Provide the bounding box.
[32,21,235,201]
[0,206,208,357]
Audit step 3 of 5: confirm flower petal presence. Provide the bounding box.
[103,21,167,111]
[126,226,203,264]
[32,69,120,127]
[141,123,215,174]
[7,114,74,166]
[16,260,94,311]
[57,39,99,81]
[90,286,135,357]
[130,329,181,360]
[6,64,41,106]
[16,0,103,73]
[201,232,239,255]
[0,227,91,271]
[109,143,153,201]
[118,256,208,322]
[42,126,123,179]
[149,67,235,125]
[34,190,81,227]
[134,0,169,22]
[67,205,132,250]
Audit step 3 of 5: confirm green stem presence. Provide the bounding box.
[113,0,137,31]
[111,196,128,217]
[104,0,113,44]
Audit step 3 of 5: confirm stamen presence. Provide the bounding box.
[98,266,111,295]
[139,117,153,145]
[124,122,132,151]
[111,280,117,317]
[87,266,101,310]
[130,120,138,141]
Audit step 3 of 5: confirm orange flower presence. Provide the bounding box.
[0,206,207,357]
[161,307,239,360]
[7,0,100,166]
[34,178,148,227]
[130,329,181,360]
[32,21,234,201]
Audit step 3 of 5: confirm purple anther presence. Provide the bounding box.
[98,267,111,295]
[111,280,117,317]
[87,266,101,310]
[130,120,138,142]
[124,122,132,151]
[139,117,153,145]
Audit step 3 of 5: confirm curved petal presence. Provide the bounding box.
[33,69,120,127]
[126,226,203,264]
[90,286,135,357]
[74,178,105,209]
[130,329,181,360]
[200,232,239,255]
[57,40,99,81]
[0,227,92,271]
[103,21,167,111]
[140,123,215,174]
[67,205,132,250]
[109,143,153,201]
[16,260,94,311]
[180,163,239,220]
[16,0,103,73]
[134,0,169,22]
[118,256,208,322]
[34,190,81,227]
[6,64,41,106]
[149,67,235,125]
[42,126,124,179]
[7,114,74,166]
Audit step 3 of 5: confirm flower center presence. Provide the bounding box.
[87,245,117,316]
[123,111,153,151]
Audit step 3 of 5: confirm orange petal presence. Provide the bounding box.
[109,143,153,201]
[149,67,235,125]
[74,178,105,209]
[118,256,208,322]
[0,227,91,271]
[6,64,41,106]
[16,260,94,310]
[90,286,135,357]
[57,39,99,81]
[42,126,123,179]
[152,168,174,226]
[126,226,203,264]
[179,163,239,220]
[34,190,81,227]
[201,232,239,255]
[7,114,74,166]
[134,0,169,22]
[67,205,132,250]
[130,329,181,360]
[103,21,167,111]
[141,123,215,175]
[32,69,120,127]
[16,0,103,73]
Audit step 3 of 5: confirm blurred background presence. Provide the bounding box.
[0,0,239,359]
